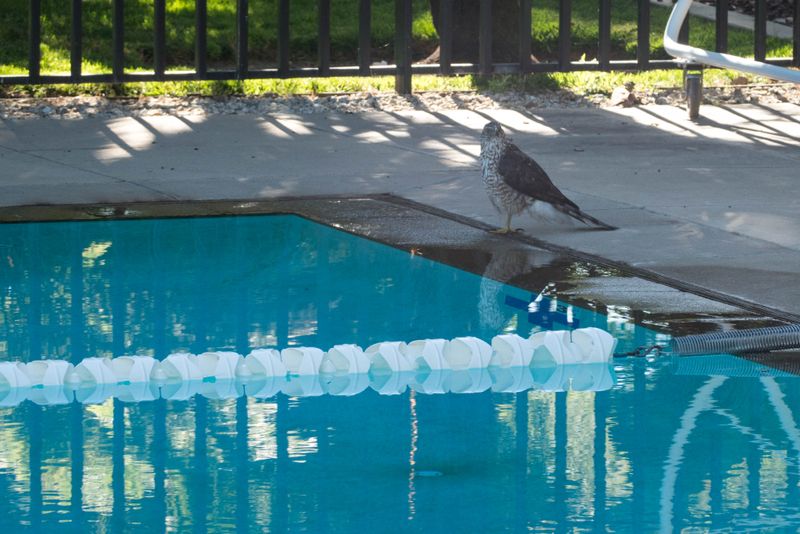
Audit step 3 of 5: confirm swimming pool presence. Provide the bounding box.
[0,214,798,532]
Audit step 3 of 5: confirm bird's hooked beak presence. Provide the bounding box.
[481,121,504,140]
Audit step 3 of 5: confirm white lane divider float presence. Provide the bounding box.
[0,362,31,389]
[156,353,203,383]
[196,351,247,381]
[281,347,325,376]
[0,328,618,407]
[491,334,535,368]
[321,344,371,375]
[366,342,413,373]
[111,355,158,384]
[73,357,117,385]
[244,349,286,377]
[407,339,448,371]
[444,337,492,370]
[531,327,617,366]
[26,359,74,387]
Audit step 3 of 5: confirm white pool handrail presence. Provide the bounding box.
[663,0,800,83]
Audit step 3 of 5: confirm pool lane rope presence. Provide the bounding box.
[0,328,618,407]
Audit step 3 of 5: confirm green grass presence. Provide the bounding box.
[0,0,793,93]
[0,68,778,99]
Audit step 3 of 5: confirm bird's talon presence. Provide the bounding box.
[490,228,513,234]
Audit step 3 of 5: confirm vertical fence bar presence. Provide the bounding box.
[394,0,412,94]
[637,0,649,68]
[196,0,207,76]
[795,0,800,66]
[598,0,611,69]
[439,0,453,75]
[715,0,728,52]
[279,0,290,75]
[754,0,766,61]
[678,13,689,44]
[318,0,331,75]
[113,0,124,82]
[519,0,532,72]
[479,0,492,75]
[71,0,82,81]
[29,0,41,82]
[154,0,166,78]
[559,0,572,70]
[237,0,249,78]
[358,0,371,74]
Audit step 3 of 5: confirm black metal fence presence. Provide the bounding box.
[3,0,799,93]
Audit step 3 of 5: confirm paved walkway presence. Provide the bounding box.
[1,102,799,318]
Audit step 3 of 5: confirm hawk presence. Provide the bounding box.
[479,121,615,233]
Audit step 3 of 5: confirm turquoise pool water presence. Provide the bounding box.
[0,214,798,532]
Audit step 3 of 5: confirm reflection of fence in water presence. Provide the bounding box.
[660,373,800,532]
[3,356,800,530]
[0,216,502,362]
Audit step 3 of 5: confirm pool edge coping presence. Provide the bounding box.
[1,193,797,328]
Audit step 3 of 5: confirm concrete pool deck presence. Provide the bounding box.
[1,101,799,320]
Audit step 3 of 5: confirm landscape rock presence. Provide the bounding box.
[1,83,799,120]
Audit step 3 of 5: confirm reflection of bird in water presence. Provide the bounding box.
[478,245,556,331]
[479,121,616,233]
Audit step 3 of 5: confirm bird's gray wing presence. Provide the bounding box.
[497,144,579,210]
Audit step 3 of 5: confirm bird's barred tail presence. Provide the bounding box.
[567,207,617,230]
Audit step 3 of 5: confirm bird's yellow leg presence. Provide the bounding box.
[490,213,514,234]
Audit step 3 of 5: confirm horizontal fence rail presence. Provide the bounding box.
[3,0,799,92]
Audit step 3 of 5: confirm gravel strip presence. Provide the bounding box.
[1,84,798,120]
